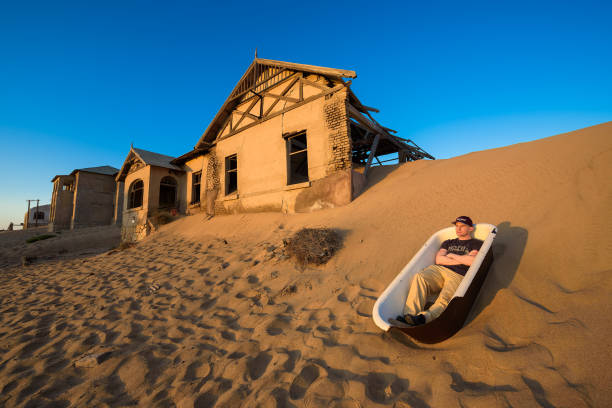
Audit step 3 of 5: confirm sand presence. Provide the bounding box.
[0,121,611,407]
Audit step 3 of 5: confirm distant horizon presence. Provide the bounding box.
[1,1,611,228]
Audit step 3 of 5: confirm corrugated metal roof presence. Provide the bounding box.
[132,148,182,171]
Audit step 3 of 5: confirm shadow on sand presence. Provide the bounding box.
[465,221,528,325]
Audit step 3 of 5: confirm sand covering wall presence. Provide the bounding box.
[0,122,610,407]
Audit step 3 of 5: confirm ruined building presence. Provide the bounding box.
[23,204,51,229]
[48,165,119,231]
[118,58,433,241]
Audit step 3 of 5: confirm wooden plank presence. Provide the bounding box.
[231,72,297,107]
[255,57,356,78]
[264,94,300,103]
[361,104,380,113]
[263,76,301,117]
[364,134,380,178]
[349,118,375,137]
[218,83,347,141]
[234,109,260,121]
[348,104,382,134]
[233,97,260,130]
[300,77,329,92]
[299,79,303,101]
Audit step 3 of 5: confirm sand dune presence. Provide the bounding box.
[0,122,611,407]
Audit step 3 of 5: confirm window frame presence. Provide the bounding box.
[191,171,202,204]
[224,154,238,196]
[127,179,144,209]
[159,176,178,208]
[286,131,309,185]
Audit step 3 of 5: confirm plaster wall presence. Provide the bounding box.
[147,167,186,214]
[214,87,352,213]
[121,165,151,233]
[71,172,117,229]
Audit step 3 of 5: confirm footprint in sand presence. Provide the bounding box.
[266,316,291,336]
[337,285,360,302]
[289,365,320,400]
[359,278,384,293]
[247,352,272,380]
[356,299,374,317]
[182,361,211,382]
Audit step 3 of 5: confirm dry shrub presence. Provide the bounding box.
[25,234,56,244]
[284,228,343,266]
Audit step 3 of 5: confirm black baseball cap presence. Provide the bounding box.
[452,216,473,227]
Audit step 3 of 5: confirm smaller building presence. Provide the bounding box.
[115,147,185,241]
[48,165,119,231]
[23,204,51,229]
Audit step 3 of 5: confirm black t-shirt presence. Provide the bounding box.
[437,238,483,276]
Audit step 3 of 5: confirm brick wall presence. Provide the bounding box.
[324,90,351,174]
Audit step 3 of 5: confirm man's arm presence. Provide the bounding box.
[447,250,479,266]
[435,248,462,265]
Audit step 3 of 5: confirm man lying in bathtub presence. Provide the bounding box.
[390,216,483,327]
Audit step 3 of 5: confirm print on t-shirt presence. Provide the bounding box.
[437,238,483,276]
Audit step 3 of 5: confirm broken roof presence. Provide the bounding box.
[184,57,433,163]
[194,58,357,148]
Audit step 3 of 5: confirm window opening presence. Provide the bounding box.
[191,171,202,204]
[33,211,45,220]
[128,179,144,209]
[225,154,238,195]
[287,132,309,185]
[159,176,177,208]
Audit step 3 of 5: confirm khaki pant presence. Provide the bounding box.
[403,265,463,323]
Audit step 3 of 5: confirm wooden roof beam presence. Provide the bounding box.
[255,58,357,79]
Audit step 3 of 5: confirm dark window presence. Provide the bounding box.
[287,132,309,185]
[33,211,45,220]
[225,154,238,195]
[159,176,177,208]
[128,179,144,209]
[191,171,202,204]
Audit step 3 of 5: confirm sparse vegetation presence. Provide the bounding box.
[284,228,343,266]
[25,234,56,244]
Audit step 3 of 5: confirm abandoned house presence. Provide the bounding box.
[48,165,119,231]
[115,147,186,240]
[118,58,433,241]
[23,204,51,229]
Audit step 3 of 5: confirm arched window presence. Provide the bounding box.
[128,179,144,209]
[159,176,177,208]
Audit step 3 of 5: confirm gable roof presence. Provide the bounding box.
[132,148,181,169]
[194,58,357,148]
[70,165,119,176]
[116,146,182,181]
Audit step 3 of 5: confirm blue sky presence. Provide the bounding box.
[1,1,611,228]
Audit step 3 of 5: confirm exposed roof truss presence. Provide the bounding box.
[195,58,356,148]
